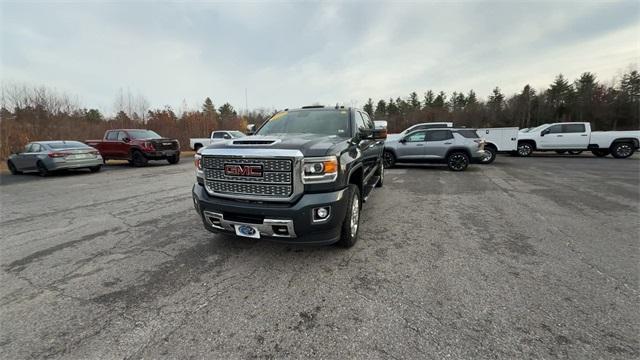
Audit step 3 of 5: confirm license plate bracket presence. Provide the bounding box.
[234,224,260,239]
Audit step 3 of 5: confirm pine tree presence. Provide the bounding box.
[374,99,387,118]
[363,98,374,117]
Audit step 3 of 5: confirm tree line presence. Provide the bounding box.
[362,70,639,133]
[0,84,273,160]
[1,68,638,160]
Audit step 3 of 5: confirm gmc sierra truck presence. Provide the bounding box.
[192,105,386,247]
[86,129,180,166]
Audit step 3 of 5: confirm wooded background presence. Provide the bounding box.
[1,69,638,160]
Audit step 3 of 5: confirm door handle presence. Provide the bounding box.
[444,142,452,144]
[416,144,424,147]
[581,134,587,136]
[556,135,563,137]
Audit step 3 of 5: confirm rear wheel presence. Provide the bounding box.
[568,150,583,155]
[383,151,395,168]
[89,165,101,173]
[131,150,148,167]
[7,160,21,175]
[337,184,361,248]
[480,146,496,164]
[36,161,49,177]
[517,142,534,157]
[167,154,180,164]
[611,142,635,159]
[447,152,469,171]
[591,149,610,157]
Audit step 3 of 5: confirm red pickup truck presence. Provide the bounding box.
[86,129,180,167]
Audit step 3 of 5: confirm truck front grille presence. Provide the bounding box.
[202,156,294,199]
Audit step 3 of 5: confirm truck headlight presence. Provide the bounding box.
[194,153,202,170]
[302,156,338,183]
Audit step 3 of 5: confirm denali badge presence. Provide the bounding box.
[224,164,263,177]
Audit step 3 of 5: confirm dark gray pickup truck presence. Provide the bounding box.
[192,105,386,247]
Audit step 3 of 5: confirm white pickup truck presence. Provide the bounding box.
[189,130,246,151]
[517,122,640,158]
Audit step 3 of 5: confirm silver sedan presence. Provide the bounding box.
[7,141,104,176]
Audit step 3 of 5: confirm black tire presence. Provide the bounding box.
[480,146,496,164]
[447,152,469,171]
[7,160,21,175]
[610,142,635,159]
[194,144,203,152]
[517,142,534,157]
[555,150,567,154]
[375,161,384,188]
[568,150,583,155]
[130,150,148,167]
[336,184,361,248]
[89,165,101,173]
[591,149,609,157]
[383,150,395,168]
[167,154,180,164]
[36,161,49,177]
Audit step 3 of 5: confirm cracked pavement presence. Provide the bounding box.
[0,155,638,359]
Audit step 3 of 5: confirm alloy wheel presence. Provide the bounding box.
[350,196,360,238]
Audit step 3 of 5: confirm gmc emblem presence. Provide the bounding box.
[224,164,263,177]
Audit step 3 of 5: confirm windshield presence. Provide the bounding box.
[47,141,90,149]
[523,125,547,133]
[256,110,350,137]
[127,130,162,139]
[229,131,245,138]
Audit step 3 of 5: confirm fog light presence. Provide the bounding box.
[313,206,331,222]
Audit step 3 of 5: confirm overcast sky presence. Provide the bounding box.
[2,1,639,114]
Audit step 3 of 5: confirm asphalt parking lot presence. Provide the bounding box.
[1,155,638,359]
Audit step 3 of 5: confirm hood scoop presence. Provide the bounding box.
[232,139,279,145]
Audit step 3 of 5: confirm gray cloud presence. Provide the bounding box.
[2,1,638,113]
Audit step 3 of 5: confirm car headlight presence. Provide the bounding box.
[302,156,338,183]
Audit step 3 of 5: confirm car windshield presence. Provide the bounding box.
[47,141,90,149]
[229,131,245,138]
[256,110,350,137]
[127,130,162,139]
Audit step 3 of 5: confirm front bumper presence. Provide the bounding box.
[192,184,349,245]
[145,150,180,159]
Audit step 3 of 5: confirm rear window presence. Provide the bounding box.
[48,141,89,149]
[563,124,586,133]
[456,130,479,138]
[425,130,453,141]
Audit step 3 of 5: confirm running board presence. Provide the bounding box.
[362,175,381,203]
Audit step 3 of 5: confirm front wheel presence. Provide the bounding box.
[447,152,469,171]
[383,151,395,168]
[611,142,635,159]
[167,154,180,164]
[130,150,148,167]
[7,160,21,175]
[337,184,361,248]
[480,147,496,164]
[89,165,101,173]
[517,142,534,157]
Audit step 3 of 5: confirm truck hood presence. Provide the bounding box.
[201,133,348,157]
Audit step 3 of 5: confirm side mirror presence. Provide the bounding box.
[122,137,130,142]
[372,128,387,140]
[246,124,256,135]
[399,138,407,144]
[540,129,548,137]
[223,135,231,139]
